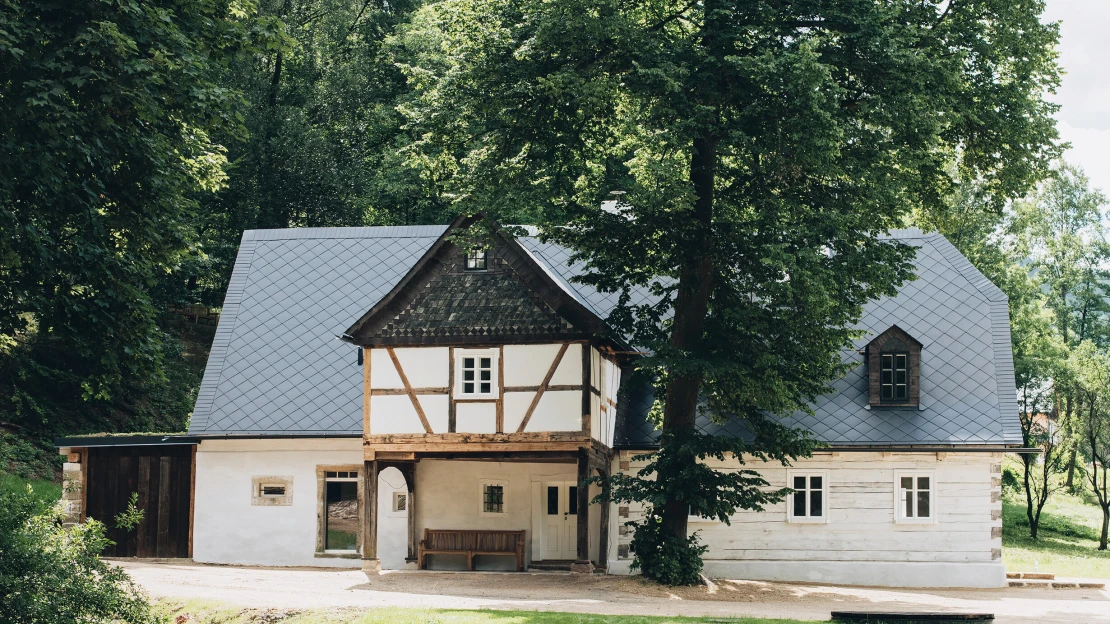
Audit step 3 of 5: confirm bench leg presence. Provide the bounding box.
[467,552,475,571]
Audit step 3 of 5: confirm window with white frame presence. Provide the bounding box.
[478,479,507,516]
[456,349,497,397]
[895,471,935,523]
[786,470,828,523]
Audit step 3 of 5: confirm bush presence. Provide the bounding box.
[627,512,708,586]
[0,483,156,624]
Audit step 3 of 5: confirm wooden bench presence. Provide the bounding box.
[417,529,525,571]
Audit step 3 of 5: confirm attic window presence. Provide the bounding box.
[466,249,487,270]
[880,352,909,402]
[866,326,922,408]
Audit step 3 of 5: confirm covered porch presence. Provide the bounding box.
[360,447,612,574]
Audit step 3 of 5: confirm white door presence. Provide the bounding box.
[540,481,578,560]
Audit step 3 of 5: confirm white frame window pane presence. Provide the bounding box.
[457,349,498,397]
[895,471,935,523]
[786,470,828,523]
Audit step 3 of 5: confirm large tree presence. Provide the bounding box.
[0,0,277,439]
[396,0,1061,582]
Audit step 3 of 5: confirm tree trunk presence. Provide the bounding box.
[1023,453,1038,540]
[1100,507,1108,551]
[658,135,718,542]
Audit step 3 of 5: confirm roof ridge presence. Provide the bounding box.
[245,225,450,241]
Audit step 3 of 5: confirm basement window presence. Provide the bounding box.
[895,471,935,524]
[786,470,828,523]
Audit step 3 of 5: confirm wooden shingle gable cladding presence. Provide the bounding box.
[866,325,923,408]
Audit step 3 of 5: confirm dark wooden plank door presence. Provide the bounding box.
[85,445,193,558]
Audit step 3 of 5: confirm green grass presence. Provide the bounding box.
[0,470,62,507]
[154,600,818,624]
[1002,469,1110,579]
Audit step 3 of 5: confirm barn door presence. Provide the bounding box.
[84,445,194,558]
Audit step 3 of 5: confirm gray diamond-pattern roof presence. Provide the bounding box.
[613,230,1022,448]
[191,227,1021,446]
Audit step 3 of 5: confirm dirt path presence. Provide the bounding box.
[116,560,1110,623]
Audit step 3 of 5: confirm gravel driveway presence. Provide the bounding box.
[115,560,1110,623]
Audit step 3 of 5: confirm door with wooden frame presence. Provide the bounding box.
[538,481,578,561]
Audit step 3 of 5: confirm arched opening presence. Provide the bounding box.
[376,466,409,570]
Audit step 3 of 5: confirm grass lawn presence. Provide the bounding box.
[155,600,820,624]
[0,470,62,505]
[1003,485,1110,579]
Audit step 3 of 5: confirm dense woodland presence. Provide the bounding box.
[3,0,1110,583]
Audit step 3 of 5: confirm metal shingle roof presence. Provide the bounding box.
[190,227,1021,446]
[613,230,1023,448]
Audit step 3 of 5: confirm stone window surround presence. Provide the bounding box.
[251,475,293,506]
[315,464,364,558]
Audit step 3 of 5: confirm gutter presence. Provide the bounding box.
[54,434,199,448]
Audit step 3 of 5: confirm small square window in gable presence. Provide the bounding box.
[865,325,923,408]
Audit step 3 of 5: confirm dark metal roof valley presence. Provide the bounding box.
[189,227,1021,447]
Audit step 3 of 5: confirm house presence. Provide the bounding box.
[56,218,1024,588]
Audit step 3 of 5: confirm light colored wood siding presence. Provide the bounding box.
[613,451,1002,564]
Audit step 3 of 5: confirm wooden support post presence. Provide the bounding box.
[362,460,380,575]
[597,465,610,569]
[572,448,592,573]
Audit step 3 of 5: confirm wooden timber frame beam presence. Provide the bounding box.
[516,342,570,433]
[387,347,434,433]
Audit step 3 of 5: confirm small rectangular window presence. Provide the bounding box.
[261,485,286,497]
[896,472,935,523]
[787,470,828,523]
[466,249,487,270]
[457,350,498,397]
[568,486,578,516]
[483,484,504,514]
[881,352,909,401]
[547,486,559,515]
[393,491,407,513]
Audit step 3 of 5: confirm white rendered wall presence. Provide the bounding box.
[192,438,368,568]
[377,466,409,570]
[368,344,588,435]
[607,451,1005,588]
[415,459,577,570]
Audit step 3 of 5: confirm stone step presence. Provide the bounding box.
[1007,579,1105,589]
[1005,572,1054,580]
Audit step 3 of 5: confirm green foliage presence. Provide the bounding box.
[400,0,1061,580]
[0,484,156,624]
[115,492,146,532]
[625,514,707,586]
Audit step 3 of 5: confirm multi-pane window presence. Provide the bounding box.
[466,248,487,270]
[897,473,933,522]
[880,352,909,401]
[458,350,497,396]
[325,471,359,551]
[787,471,828,523]
[481,482,505,514]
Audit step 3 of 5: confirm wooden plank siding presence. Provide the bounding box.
[84,445,194,558]
[614,451,1003,565]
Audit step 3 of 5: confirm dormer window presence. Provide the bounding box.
[880,352,909,402]
[466,248,487,270]
[866,325,922,407]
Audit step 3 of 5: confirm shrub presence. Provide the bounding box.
[0,483,156,624]
[627,512,708,586]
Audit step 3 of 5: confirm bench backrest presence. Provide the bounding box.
[423,529,524,552]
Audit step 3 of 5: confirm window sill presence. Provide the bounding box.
[895,518,936,525]
[315,551,360,559]
[786,516,829,524]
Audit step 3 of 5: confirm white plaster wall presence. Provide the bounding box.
[415,460,577,570]
[369,347,449,389]
[503,390,581,432]
[193,438,364,568]
[607,451,1006,588]
[503,344,582,387]
[456,402,497,433]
